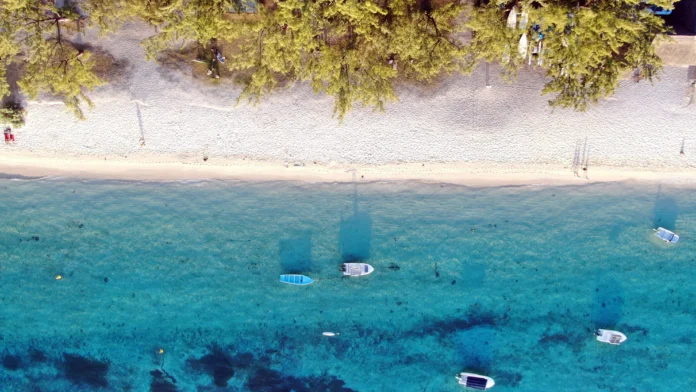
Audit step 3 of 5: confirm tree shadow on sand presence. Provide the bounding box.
[338,181,372,262]
[651,184,679,231]
[279,231,312,273]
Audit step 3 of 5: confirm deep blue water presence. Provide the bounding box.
[0,179,694,391]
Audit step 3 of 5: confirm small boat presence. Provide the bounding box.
[506,6,517,29]
[518,34,528,58]
[595,329,627,345]
[322,332,338,337]
[341,263,374,277]
[518,11,529,30]
[654,227,679,244]
[279,274,313,285]
[456,373,495,390]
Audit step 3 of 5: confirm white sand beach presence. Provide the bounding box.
[1,22,695,185]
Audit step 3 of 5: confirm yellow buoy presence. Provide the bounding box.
[55,275,62,280]
[158,349,164,355]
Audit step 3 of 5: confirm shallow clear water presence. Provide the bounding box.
[0,179,694,392]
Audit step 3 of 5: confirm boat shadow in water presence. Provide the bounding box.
[591,275,624,328]
[454,326,495,374]
[279,231,313,273]
[651,185,679,231]
[338,181,372,262]
[338,211,372,262]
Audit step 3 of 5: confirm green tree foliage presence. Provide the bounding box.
[2,0,104,119]
[0,101,25,128]
[0,5,20,99]
[80,0,142,34]
[133,0,246,60]
[229,0,465,119]
[465,0,673,110]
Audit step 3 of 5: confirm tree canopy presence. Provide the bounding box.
[226,0,465,119]
[465,0,672,110]
[1,0,104,119]
[0,0,678,121]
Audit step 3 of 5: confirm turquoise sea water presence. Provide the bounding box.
[0,179,694,392]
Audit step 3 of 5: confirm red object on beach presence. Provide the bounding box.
[9,133,15,142]
[3,133,8,142]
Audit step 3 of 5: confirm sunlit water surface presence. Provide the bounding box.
[0,179,694,391]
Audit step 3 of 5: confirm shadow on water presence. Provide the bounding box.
[651,184,679,230]
[591,275,624,328]
[454,326,494,373]
[338,179,372,262]
[279,232,312,273]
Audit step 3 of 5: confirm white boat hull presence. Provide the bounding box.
[654,227,679,244]
[456,372,495,390]
[595,329,627,345]
[342,263,374,277]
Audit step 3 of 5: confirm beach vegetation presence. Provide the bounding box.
[0,101,25,128]
[0,0,679,120]
[0,5,20,99]
[464,0,673,110]
[136,0,248,61]
[1,0,104,119]
[228,0,466,119]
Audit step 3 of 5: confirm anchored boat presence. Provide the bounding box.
[456,373,495,390]
[279,274,313,285]
[595,329,627,345]
[341,263,374,277]
[654,227,679,244]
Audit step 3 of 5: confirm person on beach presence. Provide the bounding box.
[4,127,11,144]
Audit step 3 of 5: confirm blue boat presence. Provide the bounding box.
[280,274,313,285]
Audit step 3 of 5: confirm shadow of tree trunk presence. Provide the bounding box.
[1,61,26,127]
[1,61,24,108]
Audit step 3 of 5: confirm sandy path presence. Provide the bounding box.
[1,22,695,185]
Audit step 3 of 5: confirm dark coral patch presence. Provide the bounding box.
[412,310,498,338]
[62,353,109,387]
[245,368,356,392]
[150,369,177,392]
[2,354,22,371]
[186,346,235,387]
[28,347,47,363]
[229,352,254,369]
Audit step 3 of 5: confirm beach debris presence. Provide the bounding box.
[55,275,62,280]
[203,156,209,162]
[322,332,338,337]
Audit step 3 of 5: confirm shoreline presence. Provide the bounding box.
[2,153,696,187]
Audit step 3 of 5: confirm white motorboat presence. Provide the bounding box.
[654,227,679,244]
[341,263,374,277]
[456,373,495,390]
[595,329,627,345]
